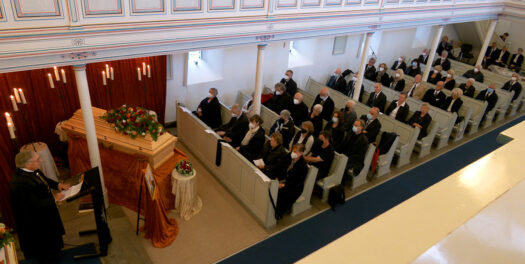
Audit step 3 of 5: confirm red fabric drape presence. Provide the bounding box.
[0,56,167,228]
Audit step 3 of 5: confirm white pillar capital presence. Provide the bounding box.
[72,64,87,71]
[257,44,267,50]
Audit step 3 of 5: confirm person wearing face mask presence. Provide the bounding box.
[326,68,347,94]
[403,74,427,100]
[389,69,406,92]
[459,78,476,98]
[391,56,407,71]
[341,100,357,131]
[309,104,324,137]
[241,92,257,118]
[280,70,298,96]
[257,133,291,181]
[270,110,295,147]
[264,82,292,114]
[508,48,524,72]
[427,65,443,84]
[442,69,456,90]
[346,73,364,101]
[475,83,499,123]
[405,59,421,77]
[304,130,335,180]
[375,63,390,87]
[291,121,315,155]
[324,111,345,146]
[290,92,309,125]
[432,51,451,71]
[364,58,377,81]
[215,104,249,148]
[238,115,266,161]
[275,144,308,220]
[501,73,522,102]
[337,120,369,177]
[418,49,429,65]
[311,87,335,121]
[441,88,464,124]
[366,83,387,112]
[194,87,222,129]
[462,65,484,83]
[385,93,410,122]
[406,103,432,140]
[422,81,446,107]
[359,107,382,144]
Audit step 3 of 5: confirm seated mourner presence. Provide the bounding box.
[337,120,369,177]
[193,87,221,129]
[256,133,291,181]
[238,115,266,161]
[269,110,295,147]
[215,104,249,148]
[304,130,335,180]
[323,110,345,147]
[406,103,432,140]
[290,121,316,155]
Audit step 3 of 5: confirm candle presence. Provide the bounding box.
[110,67,114,80]
[142,62,146,76]
[13,88,21,103]
[5,112,13,125]
[147,65,151,78]
[10,95,18,111]
[18,88,27,104]
[105,64,110,79]
[137,68,142,81]
[61,69,67,83]
[48,73,55,88]
[102,71,107,85]
[7,122,15,139]
[54,66,60,81]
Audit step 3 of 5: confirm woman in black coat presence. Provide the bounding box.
[275,144,308,219]
[375,63,391,87]
[257,133,291,181]
[442,70,456,90]
[323,110,345,146]
[239,115,266,161]
[388,69,406,92]
[427,65,443,84]
[405,59,421,77]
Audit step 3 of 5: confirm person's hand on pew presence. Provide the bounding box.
[223,136,232,143]
[279,183,285,189]
[235,146,240,151]
[217,131,225,136]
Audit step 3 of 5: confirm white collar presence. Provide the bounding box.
[397,101,406,107]
[21,168,34,173]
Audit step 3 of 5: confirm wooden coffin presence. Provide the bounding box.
[62,107,177,169]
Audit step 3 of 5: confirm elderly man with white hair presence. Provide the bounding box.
[501,73,522,102]
[309,104,324,136]
[462,65,484,83]
[311,87,335,121]
[432,50,451,71]
[326,67,347,94]
[10,150,71,263]
[407,103,432,140]
[270,110,296,147]
[459,78,476,98]
[442,88,464,124]
[341,100,357,131]
[290,92,309,125]
[216,104,249,147]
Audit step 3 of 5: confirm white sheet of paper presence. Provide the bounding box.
[254,159,265,167]
[59,181,83,201]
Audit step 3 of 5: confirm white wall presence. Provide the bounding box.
[164,25,459,123]
[495,18,525,54]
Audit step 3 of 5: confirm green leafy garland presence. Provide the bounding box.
[101,105,164,141]
[0,223,14,248]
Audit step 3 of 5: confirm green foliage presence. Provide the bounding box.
[101,105,164,141]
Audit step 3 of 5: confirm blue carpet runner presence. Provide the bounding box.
[220,115,525,264]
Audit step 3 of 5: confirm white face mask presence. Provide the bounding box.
[379,67,384,72]
[291,152,299,159]
[399,57,403,61]
[511,77,517,81]
[446,74,452,78]
[395,73,400,78]
[333,73,338,77]
[293,99,300,105]
[332,117,338,123]
[474,68,479,73]
[208,92,214,98]
[275,91,282,96]
[284,75,290,80]
[352,76,357,81]
[321,95,328,100]
[232,113,238,118]
[249,123,256,129]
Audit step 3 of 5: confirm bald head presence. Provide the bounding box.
[231,104,241,115]
[436,81,444,91]
[320,87,329,98]
[334,68,341,76]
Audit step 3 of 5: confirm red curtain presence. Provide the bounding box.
[0,56,167,228]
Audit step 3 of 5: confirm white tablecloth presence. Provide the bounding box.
[171,170,202,220]
[21,142,60,182]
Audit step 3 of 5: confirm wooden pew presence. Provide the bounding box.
[352,144,376,188]
[316,152,348,202]
[291,165,318,216]
[177,105,278,229]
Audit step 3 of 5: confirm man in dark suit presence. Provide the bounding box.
[391,56,407,71]
[462,65,484,83]
[290,92,309,126]
[194,87,222,129]
[476,84,499,123]
[436,36,453,58]
[10,150,71,263]
[364,58,377,81]
[360,107,382,144]
[238,115,266,161]
[216,104,249,148]
[385,93,410,122]
[483,42,498,68]
[418,49,430,65]
[310,87,335,121]
[459,78,476,98]
[346,72,364,101]
[493,46,510,67]
[422,81,446,107]
[508,48,524,72]
[342,100,357,131]
[280,70,298,97]
[265,83,292,114]
[275,143,308,220]
[338,119,369,176]
[407,103,432,140]
[326,68,347,94]
[366,83,387,112]
[441,88,464,123]
[432,51,451,71]
[501,73,522,102]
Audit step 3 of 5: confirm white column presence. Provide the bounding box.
[354,32,373,101]
[476,19,498,67]
[254,44,266,115]
[73,64,107,206]
[422,25,444,81]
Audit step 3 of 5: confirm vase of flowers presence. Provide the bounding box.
[0,223,16,264]
[101,105,165,141]
[175,160,194,177]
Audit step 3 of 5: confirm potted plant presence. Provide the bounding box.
[175,160,194,177]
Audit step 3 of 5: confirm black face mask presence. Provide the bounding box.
[300,128,307,134]
[344,107,350,112]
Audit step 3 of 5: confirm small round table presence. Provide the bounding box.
[171,170,202,220]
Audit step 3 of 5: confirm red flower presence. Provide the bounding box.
[130,116,136,122]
